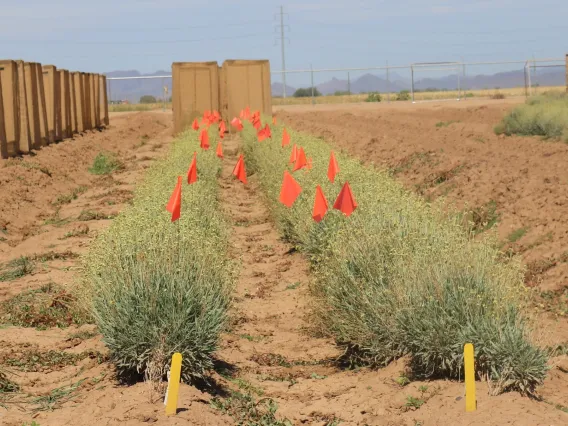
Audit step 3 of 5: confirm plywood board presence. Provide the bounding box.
[221,59,272,125]
[172,61,219,134]
[0,60,20,158]
[42,65,61,142]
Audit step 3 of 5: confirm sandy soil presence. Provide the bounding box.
[1,107,567,425]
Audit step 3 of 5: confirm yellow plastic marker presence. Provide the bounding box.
[464,343,476,412]
[165,353,182,416]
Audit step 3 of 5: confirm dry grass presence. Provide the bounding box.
[272,86,565,105]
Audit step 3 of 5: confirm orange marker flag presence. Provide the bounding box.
[293,147,308,172]
[282,128,290,147]
[232,154,247,184]
[289,144,298,164]
[257,128,268,142]
[244,106,251,120]
[279,170,302,208]
[333,182,357,217]
[231,117,243,131]
[216,141,223,159]
[192,118,199,131]
[166,176,182,222]
[187,152,198,184]
[312,185,328,222]
[219,120,226,134]
[328,151,340,183]
[200,129,209,150]
[272,116,277,125]
[166,176,182,213]
[253,117,262,130]
[212,110,220,123]
[264,124,272,138]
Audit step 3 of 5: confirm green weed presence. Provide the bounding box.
[211,391,292,425]
[0,257,34,282]
[507,227,528,243]
[89,152,123,175]
[53,186,88,206]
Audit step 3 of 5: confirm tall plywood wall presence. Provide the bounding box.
[172,59,271,134]
[221,60,272,125]
[0,58,109,159]
[172,62,220,134]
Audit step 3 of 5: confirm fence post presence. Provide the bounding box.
[565,54,568,93]
[386,61,390,103]
[310,64,315,106]
[411,65,415,103]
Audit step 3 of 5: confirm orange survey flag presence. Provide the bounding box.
[328,151,340,183]
[232,154,247,184]
[212,110,220,123]
[166,176,182,213]
[192,118,199,131]
[243,106,251,120]
[166,176,182,222]
[231,117,243,131]
[293,147,308,172]
[187,152,198,184]
[272,116,277,125]
[279,170,302,208]
[333,182,357,217]
[312,185,328,222]
[216,141,223,159]
[253,117,262,130]
[282,128,290,147]
[200,129,209,150]
[289,144,298,164]
[264,124,272,138]
[219,120,226,134]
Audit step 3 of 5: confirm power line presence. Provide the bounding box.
[4,32,270,45]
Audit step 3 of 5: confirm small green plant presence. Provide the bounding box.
[0,257,34,282]
[310,372,327,380]
[405,395,425,410]
[78,210,115,221]
[365,92,382,103]
[89,152,122,175]
[395,374,411,386]
[0,367,19,393]
[396,90,411,101]
[231,378,264,396]
[285,282,301,290]
[507,227,528,243]
[53,186,88,206]
[31,379,85,412]
[211,391,292,425]
[435,120,459,128]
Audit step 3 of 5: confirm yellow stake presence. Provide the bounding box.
[464,343,476,412]
[165,353,182,416]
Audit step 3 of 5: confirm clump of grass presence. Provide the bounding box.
[53,186,88,206]
[77,210,115,221]
[495,92,568,141]
[435,120,459,128]
[31,379,85,412]
[89,152,123,175]
[0,283,89,328]
[365,92,382,103]
[242,120,547,396]
[0,257,34,282]
[507,227,528,243]
[490,92,506,100]
[0,367,19,393]
[1,348,104,372]
[211,391,291,425]
[81,128,232,383]
[396,90,411,101]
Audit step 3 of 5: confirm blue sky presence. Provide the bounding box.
[1,0,566,86]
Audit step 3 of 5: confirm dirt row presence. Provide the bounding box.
[1,109,567,425]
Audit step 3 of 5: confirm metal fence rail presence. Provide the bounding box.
[105,57,566,104]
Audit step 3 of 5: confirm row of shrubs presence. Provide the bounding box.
[495,91,568,142]
[81,128,233,383]
[242,122,547,395]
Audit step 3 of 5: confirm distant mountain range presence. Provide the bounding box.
[104,68,565,102]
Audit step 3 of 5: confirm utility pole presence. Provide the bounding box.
[275,6,289,98]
